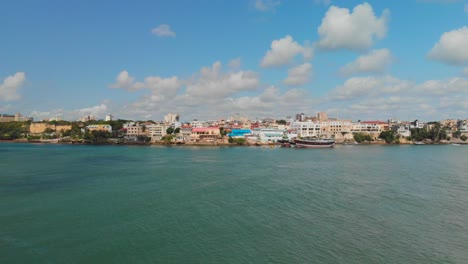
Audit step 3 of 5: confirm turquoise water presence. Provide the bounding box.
[1,143,467,263]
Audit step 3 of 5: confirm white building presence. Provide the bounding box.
[105,113,114,121]
[164,113,179,124]
[147,124,170,141]
[251,128,284,143]
[190,120,209,128]
[290,121,322,137]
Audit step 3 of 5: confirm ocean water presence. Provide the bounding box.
[0,142,467,263]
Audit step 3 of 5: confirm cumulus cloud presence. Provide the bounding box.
[330,75,412,100]
[317,3,389,51]
[339,49,393,76]
[0,72,26,101]
[254,0,280,12]
[151,24,176,37]
[110,70,144,91]
[185,61,260,98]
[261,35,313,67]
[415,77,468,95]
[428,27,468,65]
[283,63,313,86]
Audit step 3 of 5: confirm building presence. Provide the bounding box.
[86,124,112,133]
[146,123,170,141]
[29,123,72,135]
[251,128,284,143]
[80,115,96,122]
[123,122,146,140]
[317,112,328,121]
[0,113,30,122]
[227,129,252,138]
[190,127,220,141]
[105,113,114,122]
[164,113,179,124]
[290,121,321,138]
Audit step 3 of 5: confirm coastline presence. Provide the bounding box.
[2,139,467,147]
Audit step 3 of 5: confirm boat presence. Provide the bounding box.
[414,141,425,145]
[277,139,295,148]
[451,143,461,146]
[294,138,335,148]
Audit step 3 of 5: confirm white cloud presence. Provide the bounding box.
[330,75,412,100]
[283,63,313,86]
[0,72,26,101]
[185,61,260,98]
[317,3,389,51]
[228,58,242,70]
[254,0,280,12]
[261,35,313,67]
[144,76,181,102]
[339,49,393,76]
[77,103,108,115]
[151,24,176,37]
[428,27,468,65]
[110,70,144,91]
[415,77,468,95]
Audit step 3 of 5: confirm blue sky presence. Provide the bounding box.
[1,0,467,121]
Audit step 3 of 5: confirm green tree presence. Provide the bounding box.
[166,127,174,135]
[461,135,467,142]
[276,119,287,125]
[379,130,396,144]
[174,127,180,134]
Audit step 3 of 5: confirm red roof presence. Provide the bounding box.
[361,121,387,124]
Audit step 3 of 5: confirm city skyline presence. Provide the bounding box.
[1,0,467,121]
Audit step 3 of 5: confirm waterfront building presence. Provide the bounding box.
[227,129,252,138]
[251,128,284,143]
[291,121,321,138]
[146,123,170,141]
[190,127,220,142]
[123,122,146,140]
[319,119,352,138]
[352,121,388,133]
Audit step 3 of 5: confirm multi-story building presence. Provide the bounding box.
[190,127,220,141]
[320,120,352,138]
[164,113,179,124]
[290,121,321,137]
[105,113,114,121]
[0,113,30,122]
[352,121,388,133]
[458,119,468,133]
[317,112,328,122]
[146,123,170,141]
[123,122,146,140]
[190,120,209,128]
[251,128,284,143]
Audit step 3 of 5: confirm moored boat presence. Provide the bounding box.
[294,138,335,148]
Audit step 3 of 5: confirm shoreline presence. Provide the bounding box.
[1,139,467,147]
